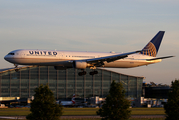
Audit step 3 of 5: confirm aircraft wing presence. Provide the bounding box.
[146,56,174,61]
[82,50,141,66]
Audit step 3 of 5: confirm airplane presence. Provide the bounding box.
[58,94,75,106]
[4,31,173,76]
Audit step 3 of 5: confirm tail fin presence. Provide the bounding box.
[140,31,165,57]
[71,94,75,104]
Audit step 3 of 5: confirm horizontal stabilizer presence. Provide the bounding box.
[146,56,174,61]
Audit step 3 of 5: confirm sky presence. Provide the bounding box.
[0,0,179,85]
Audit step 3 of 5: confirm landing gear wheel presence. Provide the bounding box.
[89,72,94,75]
[15,69,19,72]
[78,71,87,76]
[89,70,98,75]
[78,72,83,76]
[94,71,98,74]
[83,71,86,75]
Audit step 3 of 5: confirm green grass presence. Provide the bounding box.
[0,107,165,116]
[0,108,30,116]
[130,108,165,115]
[63,108,99,115]
[62,108,165,116]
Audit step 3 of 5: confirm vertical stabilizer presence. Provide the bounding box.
[141,31,165,57]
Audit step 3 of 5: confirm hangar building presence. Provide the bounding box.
[0,66,144,99]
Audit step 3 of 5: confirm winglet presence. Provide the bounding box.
[141,31,165,57]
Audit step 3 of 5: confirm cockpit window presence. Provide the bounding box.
[8,53,15,55]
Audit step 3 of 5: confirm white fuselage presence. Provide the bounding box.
[4,49,161,68]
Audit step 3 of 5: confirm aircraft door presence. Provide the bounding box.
[21,52,26,58]
[58,52,63,60]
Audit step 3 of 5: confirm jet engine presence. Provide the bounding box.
[73,61,87,69]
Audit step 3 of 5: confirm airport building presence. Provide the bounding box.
[0,66,144,100]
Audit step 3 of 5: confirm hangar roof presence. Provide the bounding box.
[0,65,144,78]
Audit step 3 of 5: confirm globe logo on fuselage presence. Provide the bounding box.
[29,51,57,56]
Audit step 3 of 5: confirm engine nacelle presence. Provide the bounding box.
[73,61,87,69]
[54,66,67,70]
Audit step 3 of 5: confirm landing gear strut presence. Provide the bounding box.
[14,64,18,68]
[14,64,19,72]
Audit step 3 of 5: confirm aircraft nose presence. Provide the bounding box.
[4,55,8,61]
[4,55,12,62]
[4,56,7,60]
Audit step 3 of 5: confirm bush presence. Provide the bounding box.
[26,84,63,120]
[164,79,179,120]
[97,80,131,120]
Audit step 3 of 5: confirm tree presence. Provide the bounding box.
[97,80,131,120]
[26,84,63,120]
[164,79,179,120]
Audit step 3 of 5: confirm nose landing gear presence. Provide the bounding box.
[14,64,19,72]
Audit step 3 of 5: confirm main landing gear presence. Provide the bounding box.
[89,66,98,75]
[78,70,87,76]
[78,70,98,76]
[89,70,98,75]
